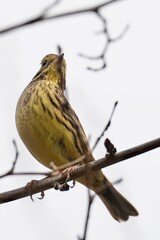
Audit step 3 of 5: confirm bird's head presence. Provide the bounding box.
[33,53,66,91]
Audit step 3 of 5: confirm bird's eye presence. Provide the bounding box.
[41,60,48,67]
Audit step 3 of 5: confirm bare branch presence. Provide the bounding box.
[92,101,118,151]
[0,0,126,71]
[0,140,19,178]
[78,191,95,240]
[0,0,124,34]
[79,10,109,71]
[0,138,159,204]
[79,17,128,71]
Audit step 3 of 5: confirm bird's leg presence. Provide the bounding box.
[61,166,76,188]
[49,156,85,191]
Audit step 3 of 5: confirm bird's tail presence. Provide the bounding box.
[96,178,138,221]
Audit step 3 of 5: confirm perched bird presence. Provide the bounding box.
[15,53,138,221]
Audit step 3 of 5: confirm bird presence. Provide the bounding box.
[15,53,138,221]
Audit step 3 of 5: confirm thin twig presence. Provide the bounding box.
[0,140,49,178]
[78,190,95,240]
[0,140,19,178]
[11,140,19,171]
[92,101,118,151]
[78,11,108,71]
[41,0,62,16]
[0,154,85,179]
[79,12,128,71]
[0,171,49,178]
[0,137,159,204]
[79,10,119,71]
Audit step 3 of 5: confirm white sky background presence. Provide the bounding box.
[0,0,160,239]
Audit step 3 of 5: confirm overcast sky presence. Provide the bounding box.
[0,1,160,240]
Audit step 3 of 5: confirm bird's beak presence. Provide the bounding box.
[57,53,64,61]
[54,53,64,67]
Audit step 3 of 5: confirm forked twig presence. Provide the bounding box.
[0,140,19,178]
[79,12,128,71]
[0,140,49,179]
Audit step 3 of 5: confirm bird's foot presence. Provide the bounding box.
[25,179,45,201]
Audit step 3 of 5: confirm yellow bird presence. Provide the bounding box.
[15,53,138,221]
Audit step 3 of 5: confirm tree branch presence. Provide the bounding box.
[0,138,159,204]
[0,0,124,34]
[0,0,126,71]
